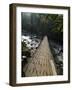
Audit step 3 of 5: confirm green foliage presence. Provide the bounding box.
[22,41,29,52]
[22,41,31,57]
[38,14,63,33]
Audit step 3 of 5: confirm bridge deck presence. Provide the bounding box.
[23,36,57,77]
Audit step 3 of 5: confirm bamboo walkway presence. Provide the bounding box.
[23,36,57,77]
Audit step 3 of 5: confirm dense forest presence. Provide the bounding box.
[21,12,63,45]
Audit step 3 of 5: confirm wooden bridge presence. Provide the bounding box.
[23,36,57,77]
